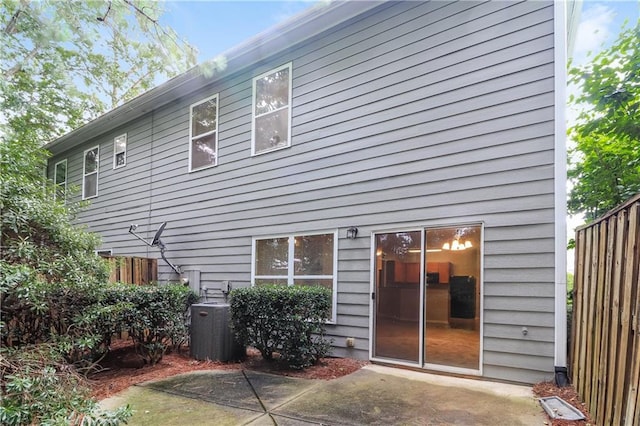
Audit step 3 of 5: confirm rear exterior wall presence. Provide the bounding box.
[48,1,557,383]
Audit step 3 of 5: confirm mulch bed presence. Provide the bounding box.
[88,339,368,400]
[532,381,594,425]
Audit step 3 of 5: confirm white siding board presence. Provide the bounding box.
[484,296,555,313]
[484,310,554,327]
[484,351,553,373]
[483,282,555,297]
[484,337,553,357]
[483,364,552,384]
[484,324,554,343]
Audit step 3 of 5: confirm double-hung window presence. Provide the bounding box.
[189,94,219,171]
[54,159,67,201]
[253,231,337,321]
[113,134,126,169]
[251,63,292,155]
[83,146,99,199]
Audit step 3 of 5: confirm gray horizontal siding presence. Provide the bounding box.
[48,0,558,383]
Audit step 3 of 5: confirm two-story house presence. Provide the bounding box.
[46,0,578,384]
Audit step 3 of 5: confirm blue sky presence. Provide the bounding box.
[572,0,639,65]
[161,1,315,62]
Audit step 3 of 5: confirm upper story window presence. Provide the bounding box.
[252,231,337,322]
[189,94,219,171]
[83,146,99,199]
[251,63,292,155]
[113,134,127,169]
[54,159,67,201]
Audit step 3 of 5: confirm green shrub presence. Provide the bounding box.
[0,344,132,426]
[229,285,332,369]
[105,284,198,365]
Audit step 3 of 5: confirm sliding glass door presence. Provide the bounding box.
[373,231,422,363]
[372,225,481,371]
[423,226,481,370]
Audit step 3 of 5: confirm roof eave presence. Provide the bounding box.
[45,0,385,156]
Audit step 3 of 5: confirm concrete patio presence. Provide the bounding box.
[100,365,546,425]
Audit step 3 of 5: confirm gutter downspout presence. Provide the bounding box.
[554,0,569,387]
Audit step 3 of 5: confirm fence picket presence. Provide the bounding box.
[102,255,157,285]
[572,195,640,425]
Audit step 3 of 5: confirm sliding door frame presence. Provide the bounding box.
[368,222,484,377]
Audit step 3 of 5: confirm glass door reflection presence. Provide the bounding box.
[373,231,421,363]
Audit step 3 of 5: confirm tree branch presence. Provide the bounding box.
[3,0,29,35]
[3,46,39,79]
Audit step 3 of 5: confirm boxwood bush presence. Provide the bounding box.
[229,284,332,369]
[104,284,199,365]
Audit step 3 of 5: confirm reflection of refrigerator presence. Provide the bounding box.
[381,260,395,287]
[450,276,476,322]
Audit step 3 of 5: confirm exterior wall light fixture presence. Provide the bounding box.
[346,227,358,239]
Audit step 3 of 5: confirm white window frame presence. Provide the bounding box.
[251,62,293,156]
[189,94,219,172]
[251,230,338,323]
[113,134,127,169]
[53,159,67,202]
[82,146,99,200]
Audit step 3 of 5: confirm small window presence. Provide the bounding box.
[54,159,67,201]
[251,63,292,155]
[96,249,113,257]
[189,94,219,171]
[113,134,127,169]
[83,146,99,199]
[253,231,337,321]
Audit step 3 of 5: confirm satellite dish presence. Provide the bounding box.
[151,222,167,246]
[127,221,181,274]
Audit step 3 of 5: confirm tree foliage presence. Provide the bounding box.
[0,126,132,424]
[1,0,198,143]
[567,22,640,220]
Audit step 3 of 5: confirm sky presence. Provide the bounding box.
[161,1,316,63]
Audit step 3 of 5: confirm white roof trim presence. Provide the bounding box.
[45,1,385,156]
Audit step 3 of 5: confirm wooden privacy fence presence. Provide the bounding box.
[572,193,640,425]
[104,256,158,285]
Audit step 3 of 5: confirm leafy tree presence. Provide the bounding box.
[567,22,640,220]
[1,0,198,144]
[0,126,133,425]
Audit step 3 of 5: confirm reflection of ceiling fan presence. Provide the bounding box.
[128,222,181,274]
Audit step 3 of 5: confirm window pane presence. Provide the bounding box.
[254,109,289,153]
[294,279,333,291]
[255,278,288,286]
[191,133,217,169]
[192,98,217,137]
[115,135,126,153]
[85,148,98,173]
[294,234,333,275]
[55,162,66,184]
[84,173,97,198]
[255,237,289,275]
[115,152,125,167]
[255,68,289,116]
